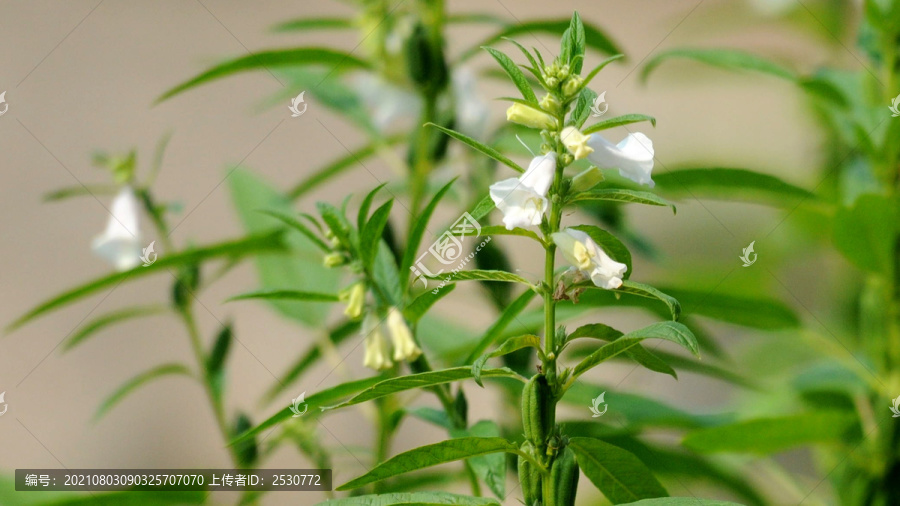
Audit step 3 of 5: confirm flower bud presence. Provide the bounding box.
[562,75,583,97]
[539,94,561,115]
[506,103,557,130]
[362,314,393,371]
[546,76,559,88]
[571,166,604,192]
[387,307,421,362]
[323,252,345,268]
[340,282,366,319]
[561,126,594,160]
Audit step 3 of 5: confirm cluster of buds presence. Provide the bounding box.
[541,61,583,99]
[362,309,422,370]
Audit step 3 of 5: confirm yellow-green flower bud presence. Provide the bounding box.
[571,166,604,192]
[546,76,559,88]
[562,75,583,97]
[340,282,366,319]
[506,103,557,130]
[539,93,562,115]
[386,307,421,362]
[323,252,345,268]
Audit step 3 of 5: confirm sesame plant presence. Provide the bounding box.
[638,0,900,504]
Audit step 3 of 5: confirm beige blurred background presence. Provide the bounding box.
[0,0,856,504]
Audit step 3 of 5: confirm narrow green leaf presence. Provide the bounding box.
[641,48,795,83]
[272,17,354,32]
[228,290,339,302]
[400,179,458,286]
[570,189,674,213]
[337,437,519,491]
[373,239,403,306]
[259,210,329,251]
[320,492,500,505]
[426,269,531,285]
[43,184,118,202]
[95,363,192,421]
[583,54,625,87]
[683,412,860,454]
[357,183,388,231]
[568,323,622,341]
[317,201,352,246]
[361,199,393,268]
[570,225,632,280]
[464,290,536,363]
[573,321,698,378]
[582,114,657,134]
[231,375,387,446]
[569,12,587,73]
[460,19,622,61]
[484,47,538,104]
[158,48,371,102]
[569,437,668,504]
[569,88,598,128]
[833,194,899,273]
[617,281,681,321]
[658,287,799,330]
[449,421,507,498]
[468,195,496,222]
[653,168,816,206]
[567,324,676,378]
[618,498,744,506]
[405,284,456,323]
[472,334,541,387]
[7,232,286,332]
[427,123,525,173]
[63,305,167,351]
[206,324,233,377]
[323,367,522,411]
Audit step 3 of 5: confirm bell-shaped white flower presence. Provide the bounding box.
[552,228,627,290]
[489,153,557,230]
[362,314,393,371]
[92,188,142,271]
[386,307,421,362]
[586,132,655,187]
[340,282,366,320]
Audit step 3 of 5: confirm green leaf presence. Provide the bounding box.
[583,54,625,87]
[567,324,676,379]
[405,284,456,323]
[468,195,496,222]
[570,225,632,280]
[570,189,674,213]
[617,281,681,321]
[652,168,816,207]
[464,290,536,363]
[484,47,538,104]
[319,492,500,506]
[426,269,531,285]
[361,199,393,268]
[7,231,286,332]
[288,135,405,200]
[373,240,403,307]
[641,48,795,82]
[568,323,622,341]
[618,499,745,506]
[460,19,622,61]
[427,123,525,173]
[472,334,541,387]
[228,290,340,302]
[230,374,387,446]
[658,287,799,330]
[63,305,167,351]
[43,184,119,202]
[569,88,598,128]
[259,210,329,251]
[573,321,698,378]
[568,12,587,74]
[158,48,371,102]
[357,183,388,231]
[582,114,657,134]
[449,421,507,498]
[323,367,522,411]
[229,168,340,327]
[461,225,542,241]
[682,411,860,454]
[568,437,668,504]
[337,437,519,491]
[833,194,899,274]
[206,324,233,397]
[272,17,354,32]
[95,363,191,420]
[400,179,457,286]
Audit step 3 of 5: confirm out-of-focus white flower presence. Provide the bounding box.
[489,153,557,230]
[561,126,594,160]
[451,68,489,137]
[362,314,393,371]
[586,132,655,187]
[386,307,421,362]
[92,188,142,271]
[552,228,627,290]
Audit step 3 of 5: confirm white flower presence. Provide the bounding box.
[586,132,655,187]
[552,228,627,290]
[362,314,393,371]
[489,153,557,230]
[386,307,421,362]
[92,188,142,271]
[561,126,594,160]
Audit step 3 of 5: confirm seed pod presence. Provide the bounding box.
[518,441,542,506]
[550,446,579,506]
[522,374,552,444]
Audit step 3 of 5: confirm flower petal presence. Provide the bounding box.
[519,153,557,196]
[587,132,655,187]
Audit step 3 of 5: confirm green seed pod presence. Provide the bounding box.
[522,374,553,444]
[518,441,542,506]
[550,446,579,506]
